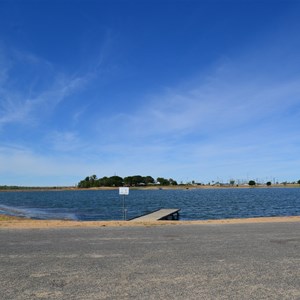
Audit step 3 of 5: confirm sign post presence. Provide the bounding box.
[119,187,129,220]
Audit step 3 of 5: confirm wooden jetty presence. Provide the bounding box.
[130,208,180,221]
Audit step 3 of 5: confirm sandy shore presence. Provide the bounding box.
[1,214,300,229]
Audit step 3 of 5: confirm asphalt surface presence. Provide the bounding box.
[0,222,299,300]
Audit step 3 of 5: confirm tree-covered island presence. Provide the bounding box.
[77,175,178,188]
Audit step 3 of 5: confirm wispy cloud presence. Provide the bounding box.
[101,16,300,144]
[46,130,83,152]
[99,64,300,142]
[0,46,87,129]
[0,144,97,185]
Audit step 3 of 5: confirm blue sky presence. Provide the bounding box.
[0,0,300,186]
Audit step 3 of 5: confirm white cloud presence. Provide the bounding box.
[0,47,88,129]
[0,76,87,128]
[47,130,83,152]
[0,144,95,185]
[99,64,300,144]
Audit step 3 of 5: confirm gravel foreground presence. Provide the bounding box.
[0,220,300,299]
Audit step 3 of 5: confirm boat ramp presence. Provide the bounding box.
[130,208,180,221]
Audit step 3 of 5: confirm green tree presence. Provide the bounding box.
[123,176,133,186]
[298,180,300,184]
[144,176,155,185]
[123,175,143,186]
[266,181,272,186]
[78,176,91,188]
[248,180,256,186]
[131,175,144,186]
[109,176,123,187]
[157,177,170,186]
[78,174,178,188]
[169,178,178,185]
[98,176,110,186]
[89,175,97,187]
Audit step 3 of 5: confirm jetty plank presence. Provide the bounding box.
[131,208,180,221]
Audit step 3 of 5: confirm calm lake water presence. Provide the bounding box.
[0,188,299,221]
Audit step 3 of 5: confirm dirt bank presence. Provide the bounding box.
[1,214,300,229]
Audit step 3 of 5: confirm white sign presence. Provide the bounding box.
[119,187,129,195]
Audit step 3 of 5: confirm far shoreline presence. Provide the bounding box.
[1,183,300,192]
